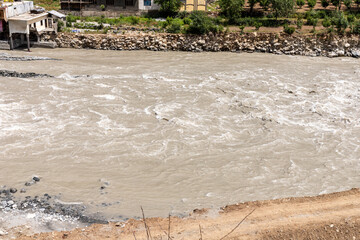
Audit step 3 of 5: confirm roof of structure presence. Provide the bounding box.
[48,10,65,18]
[8,12,47,22]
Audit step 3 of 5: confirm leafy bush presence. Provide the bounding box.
[176,11,189,19]
[259,0,270,10]
[235,18,290,27]
[307,0,317,8]
[332,11,349,32]
[321,0,330,8]
[66,14,79,27]
[283,24,295,34]
[269,0,295,19]
[296,0,305,8]
[353,20,360,34]
[239,25,245,33]
[218,0,245,24]
[129,16,140,25]
[154,0,181,16]
[57,20,64,32]
[187,11,220,34]
[347,14,356,23]
[331,0,341,9]
[322,16,332,27]
[344,0,352,9]
[167,20,182,33]
[183,17,192,25]
[306,16,318,26]
[297,18,303,29]
[254,21,262,30]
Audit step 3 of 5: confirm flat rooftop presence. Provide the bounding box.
[8,12,47,21]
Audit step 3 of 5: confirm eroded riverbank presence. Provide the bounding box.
[7,188,360,240]
[40,32,360,58]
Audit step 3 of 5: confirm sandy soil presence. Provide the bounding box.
[9,188,360,240]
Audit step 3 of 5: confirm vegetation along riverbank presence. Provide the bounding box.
[34,0,360,57]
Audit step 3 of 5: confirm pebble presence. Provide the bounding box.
[9,188,17,193]
[33,176,40,182]
[0,229,8,236]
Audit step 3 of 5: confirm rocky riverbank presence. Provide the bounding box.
[13,188,360,240]
[39,32,360,58]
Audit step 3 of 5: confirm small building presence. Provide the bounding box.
[0,0,60,50]
[60,0,160,13]
[180,0,207,11]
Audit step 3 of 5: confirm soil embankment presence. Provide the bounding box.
[11,188,360,239]
[40,32,360,58]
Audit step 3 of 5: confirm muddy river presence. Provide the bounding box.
[0,49,359,220]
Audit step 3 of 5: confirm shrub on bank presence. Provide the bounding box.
[332,11,349,32]
[283,24,295,34]
[353,20,360,33]
[234,18,291,27]
[186,11,222,34]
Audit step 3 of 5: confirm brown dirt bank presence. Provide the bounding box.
[14,188,360,239]
[40,32,360,58]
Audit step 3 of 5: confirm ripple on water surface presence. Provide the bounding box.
[0,49,359,219]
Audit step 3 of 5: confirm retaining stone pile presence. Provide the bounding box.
[40,32,360,58]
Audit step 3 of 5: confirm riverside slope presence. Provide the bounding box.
[40,32,360,58]
[14,188,360,240]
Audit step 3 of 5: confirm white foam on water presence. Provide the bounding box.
[93,94,116,100]
[1,50,360,222]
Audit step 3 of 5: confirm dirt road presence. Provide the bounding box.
[11,188,360,239]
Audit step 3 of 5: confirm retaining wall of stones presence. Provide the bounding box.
[40,32,360,58]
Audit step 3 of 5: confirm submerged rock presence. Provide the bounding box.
[0,70,53,78]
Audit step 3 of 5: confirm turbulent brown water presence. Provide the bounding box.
[0,49,360,221]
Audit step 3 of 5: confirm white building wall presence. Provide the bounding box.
[5,1,34,19]
[138,0,160,11]
[33,19,47,31]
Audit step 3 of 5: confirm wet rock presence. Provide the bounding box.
[39,32,360,58]
[351,49,360,58]
[33,176,40,182]
[25,181,35,186]
[0,229,8,236]
[0,54,60,61]
[0,70,53,78]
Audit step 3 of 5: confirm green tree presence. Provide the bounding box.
[332,11,348,32]
[355,0,360,7]
[259,0,270,10]
[307,0,317,8]
[331,0,342,10]
[269,0,295,19]
[249,0,258,14]
[218,0,245,23]
[187,11,220,34]
[154,0,181,16]
[296,0,305,8]
[344,0,352,8]
[321,0,330,8]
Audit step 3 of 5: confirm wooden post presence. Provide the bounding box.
[9,34,13,50]
[26,33,30,52]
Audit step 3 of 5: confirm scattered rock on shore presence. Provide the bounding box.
[40,32,360,58]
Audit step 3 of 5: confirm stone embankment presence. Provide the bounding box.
[40,32,360,58]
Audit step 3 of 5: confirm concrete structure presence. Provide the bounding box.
[0,1,60,50]
[60,0,160,12]
[180,0,207,11]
